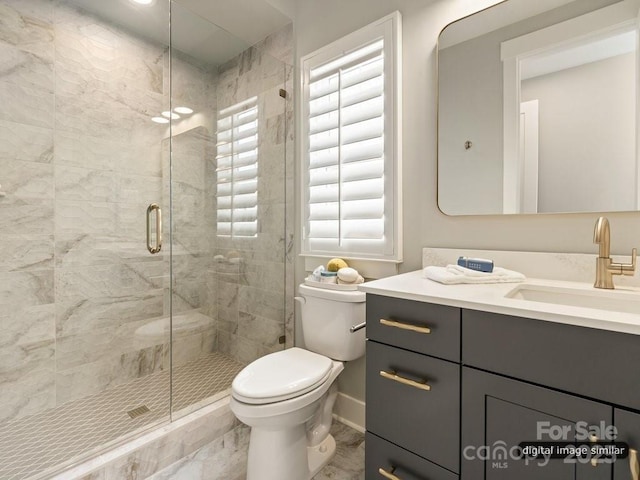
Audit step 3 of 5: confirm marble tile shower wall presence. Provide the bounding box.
[0,0,293,430]
[214,24,294,365]
[0,0,173,422]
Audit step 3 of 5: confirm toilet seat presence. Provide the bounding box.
[232,348,333,404]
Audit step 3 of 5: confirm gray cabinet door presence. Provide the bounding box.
[366,340,460,473]
[462,367,612,480]
[366,432,459,480]
[614,408,640,480]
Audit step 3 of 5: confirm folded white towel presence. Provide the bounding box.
[423,264,526,285]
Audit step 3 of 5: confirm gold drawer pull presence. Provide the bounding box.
[379,318,431,334]
[631,448,639,480]
[378,467,401,480]
[589,434,599,467]
[380,370,431,391]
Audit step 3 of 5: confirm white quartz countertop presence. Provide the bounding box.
[358,270,640,335]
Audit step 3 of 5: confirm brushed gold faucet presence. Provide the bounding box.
[593,217,636,289]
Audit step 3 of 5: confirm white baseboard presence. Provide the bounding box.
[333,392,365,433]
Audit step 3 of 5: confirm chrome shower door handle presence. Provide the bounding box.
[146,203,162,254]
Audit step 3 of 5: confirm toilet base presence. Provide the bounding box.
[245,427,337,480]
[308,433,336,478]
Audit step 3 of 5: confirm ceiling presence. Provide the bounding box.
[67,0,293,66]
[173,0,294,46]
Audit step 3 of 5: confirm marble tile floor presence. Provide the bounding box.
[315,422,366,480]
[146,419,366,480]
[0,352,244,480]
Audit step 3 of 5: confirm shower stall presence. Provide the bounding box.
[0,0,293,478]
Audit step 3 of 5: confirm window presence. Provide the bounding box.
[301,12,402,261]
[216,97,259,238]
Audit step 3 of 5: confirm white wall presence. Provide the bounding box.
[294,0,640,403]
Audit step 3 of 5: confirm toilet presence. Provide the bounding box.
[229,284,366,480]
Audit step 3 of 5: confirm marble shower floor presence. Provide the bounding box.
[0,352,244,480]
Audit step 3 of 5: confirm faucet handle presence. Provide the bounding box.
[621,248,637,276]
[613,248,637,276]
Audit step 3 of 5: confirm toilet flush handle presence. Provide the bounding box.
[294,296,305,307]
[350,322,366,333]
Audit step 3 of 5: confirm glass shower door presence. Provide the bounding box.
[169,4,291,418]
[0,0,172,477]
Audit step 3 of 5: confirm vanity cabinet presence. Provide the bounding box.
[613,409,640,480]
[366,293,460,361]
[462,309,640,479]
[462,310,640,411]
[364,293,640,480]
[366,341,460,472]
[366,432,458,480]
[462,367,612,479]
[365,294,461,478]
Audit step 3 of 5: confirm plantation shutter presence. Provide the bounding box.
[305,40,391,257]
[216,97,258,237]
[302,12,401,261]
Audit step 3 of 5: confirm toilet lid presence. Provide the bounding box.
[232,348,333,404]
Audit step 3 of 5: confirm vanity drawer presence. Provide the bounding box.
[366,340,460,473]
[366,432,459,480]
[463,309,640,411]
[366,294,461,361]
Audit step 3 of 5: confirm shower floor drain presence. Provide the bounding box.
[127,405,151,419]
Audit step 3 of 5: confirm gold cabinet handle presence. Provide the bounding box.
[379,318,431,334]
[588,434,600,467]
[146,203,162,254]
[631,448,639,480]
[378,467,401,480]
[380,370,431,391]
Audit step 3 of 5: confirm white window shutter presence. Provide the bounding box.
[216,97,259,238]
[301,12,402,261]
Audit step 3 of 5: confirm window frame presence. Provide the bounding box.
[299,11,403,263]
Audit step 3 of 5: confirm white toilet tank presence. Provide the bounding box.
[297,284,366,361]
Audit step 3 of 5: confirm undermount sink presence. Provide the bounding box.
[505,284,640,315]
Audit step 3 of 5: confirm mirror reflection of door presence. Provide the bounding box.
[519,100,539,214]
